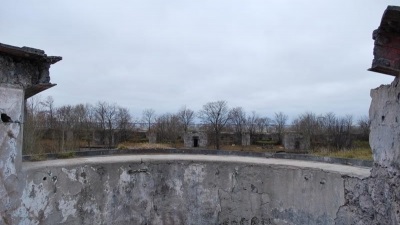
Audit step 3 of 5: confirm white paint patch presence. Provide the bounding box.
[59,198,77,223]
[14,181,53,224]
[62,168,77,182]
[119,169,131,183]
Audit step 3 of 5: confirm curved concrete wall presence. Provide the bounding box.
[16,155,370,225]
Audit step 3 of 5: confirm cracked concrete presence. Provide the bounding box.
[3,21,400,223]
[334,77,400,225]
[0,43,60,225]
[14,155,370,225]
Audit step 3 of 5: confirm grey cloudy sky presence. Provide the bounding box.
[1,1,397,121]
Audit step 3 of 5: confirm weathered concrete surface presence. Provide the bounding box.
[183,132,208,148]
[334,77,400,225]
[0,87,24,224]
[0,43,61,98]
[15,154,370,225]
[369,77,400,167]
[283,132,310,152]
[0,43,61,224]
[335,9,400,224]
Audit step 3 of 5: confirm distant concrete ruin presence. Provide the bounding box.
[283,132,310,152]
[241,133,250,146]
[146,132,157,144]
[183,131,208,148]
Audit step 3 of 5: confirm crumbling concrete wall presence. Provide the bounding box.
[334,6,400,223]
[0,87,24,224]
[334,77,400,225]
[183,132,208,148]
[0,43,61,225]
[13,155,369,225]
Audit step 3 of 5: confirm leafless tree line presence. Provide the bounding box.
[24,97,369,154]
[291,112,369,149]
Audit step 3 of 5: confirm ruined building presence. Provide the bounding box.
[1,6,400,224]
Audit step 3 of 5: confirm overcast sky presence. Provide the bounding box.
[1,1,397,121]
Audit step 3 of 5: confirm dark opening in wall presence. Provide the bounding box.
[1,113,12,123]
[295,140,300,150]
[193,136,199,147]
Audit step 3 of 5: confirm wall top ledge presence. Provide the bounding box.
[22,154,371,179]
[0,42,62,64]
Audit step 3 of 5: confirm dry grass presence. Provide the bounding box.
[211,144,284,153]
[117,142,177,150]
[32,139,373,161]
[312,148,373,160]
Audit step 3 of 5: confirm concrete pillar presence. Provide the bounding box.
[369,78,400,167]
[0,43,61,224]
[241,133,250,146]
[147,132,157,144]
[0,87,24,223]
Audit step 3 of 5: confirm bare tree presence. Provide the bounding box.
[292,112,319,140]
[255,116,271,134]
[142,108,156,132]
[198,101,230,149]
[330,114,353,149]
[116,107,133,143]
[246,111,259,138]
[105,103,117,148]
[42,96,56,131]
[154,113,182,146]
[23,95,46,155]
[72,104,87,146]
[94,101,108,145]
[294,112,354,150]
[56,105,74,151]
[274,112,288,144]
[230,107,246,133]
[357,115,370,141]
[82,104,96,148]
[229,107,246,144]
[177,106,194,133]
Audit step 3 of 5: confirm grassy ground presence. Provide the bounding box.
[118,142,373,161]
[117,142,178,150]
[29,140,372,161]
[312,148,373,160]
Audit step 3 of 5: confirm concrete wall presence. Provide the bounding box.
[0,87,24,224]
[241,133,250,146]
[0,43,60,225]
[183,132,207,148]
[334,77,400,225]
[283,132,310,152]
[13,155,370,225]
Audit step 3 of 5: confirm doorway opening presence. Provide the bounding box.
[294,140,300,150]
[193,136,199,147]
